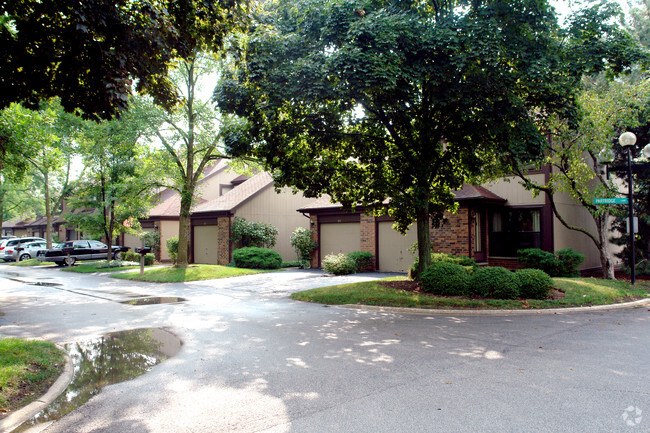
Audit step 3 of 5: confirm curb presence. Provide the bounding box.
[0,347,73,433]
[339,297,650,316]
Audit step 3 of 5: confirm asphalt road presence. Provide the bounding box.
[1,265,649,433]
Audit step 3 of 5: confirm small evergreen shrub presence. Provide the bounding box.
[410,253,477,280]
[122,250,140,262]
[347,251,374,272]
[166,237,179,265]
[518,248,585,277]
[281,260,303,268]
[420,262,469,296]
[231,217,278,248]
[144,253,155,266]
[515,269,553,299]
[290,227,318,268]
[322,253,357,275]
[469,266,519,299]
[232,247,282,269]
[555,248,585,277]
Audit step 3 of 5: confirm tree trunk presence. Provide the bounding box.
[596,214,616,279]
[44,170,53,248]
[105,201,115,261]
[176,188,193,268]
[416,208,432,278]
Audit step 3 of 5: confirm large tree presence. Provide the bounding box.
[217,0,641,274]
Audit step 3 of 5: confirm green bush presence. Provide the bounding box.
[166,237,179,265]
[231,217,278,248]
[232,247,282,269]
[144,253,155,266]
[290,227,318,268]
[515,269,552,299]
[281,260,303,268]
[420,262,469,296]
[347,251,374,272]
[469,266,519,299]
[139,231,161,259]
[518,248,585,277]
[410,253,477,280]
[322,253,357,275]
[555,248,585,277]
[121,250,139,262]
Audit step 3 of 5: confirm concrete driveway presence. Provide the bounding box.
[1,265,649,432]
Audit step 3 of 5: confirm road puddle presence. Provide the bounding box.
[121,297,186,306]
[16,328,181,432]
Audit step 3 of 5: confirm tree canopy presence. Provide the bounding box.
[217,0,643,273]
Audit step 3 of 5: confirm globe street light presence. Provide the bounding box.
[619,131,636,285]
[644,143,650,159]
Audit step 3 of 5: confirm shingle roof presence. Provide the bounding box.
[148,194,208,217]
[192,172,274,214]
[297,195,340,212]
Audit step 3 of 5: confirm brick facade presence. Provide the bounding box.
[429,207,472,258]
[217,216,231,265]
[310,215,319,268]
[359,214,377,270]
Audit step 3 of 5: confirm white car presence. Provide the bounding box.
[14,241,49,261]
[0,237,46,262]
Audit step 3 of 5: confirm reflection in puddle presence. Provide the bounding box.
[121,297,186,306]
[30,282,62,287]
[16,328,181,432]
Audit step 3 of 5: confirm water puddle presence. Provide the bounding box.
[30,282,62,287]
[121,297,187,306]
[16,328,181,432]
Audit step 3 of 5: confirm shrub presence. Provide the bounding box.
[231,217,278,248]
[281,260,303,268]
[469,266,519,299]
[555,248,585,277]
[232,247,282,269]
[290,227,318,268]
[515,269,553,299]
[121,250,140,262]
[420,262,469,296]
[322,253,357,275]
[144,253,155,266]
[347,251,374,272]
[410,253,477,280]
[166,237,179,265]
[139,230,161,259]
[518,248,585,277]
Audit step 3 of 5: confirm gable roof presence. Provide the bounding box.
[192,172,275,214]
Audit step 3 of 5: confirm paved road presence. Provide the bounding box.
[1,265,649,433]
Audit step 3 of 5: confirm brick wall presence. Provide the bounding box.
[429,207,471,257]
[310,215,319,268]
[217,216,231,265]
[359,213,377,270]
[487,257,520,270]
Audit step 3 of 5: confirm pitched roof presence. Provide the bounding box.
[297,195,340,212]
[148,194,208,217]
[192,172,274,214]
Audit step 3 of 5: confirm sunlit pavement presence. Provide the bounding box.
[1,264,649,433]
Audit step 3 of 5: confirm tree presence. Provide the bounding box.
[67,106,159,260]
[0,0,247,120]
[217,0,641,275]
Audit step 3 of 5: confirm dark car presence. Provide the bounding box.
[38,240,129,266]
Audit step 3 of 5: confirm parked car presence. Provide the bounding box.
[0,237,47,262]
[14,241,48,261]
[37,240,130,266]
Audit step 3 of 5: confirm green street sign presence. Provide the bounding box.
[593,198,628,205]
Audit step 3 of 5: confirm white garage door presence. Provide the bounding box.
[320,223,360,258]
[193,225,219,265]
[377,222,417,273]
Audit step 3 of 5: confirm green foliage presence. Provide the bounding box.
[166,237,179,265]
[410,253,477,280]
[469,267,519,299]
[518,248,584,277]
[231,217,278,248]
[232,247,282,269]
[420,262,469,296]
[289,227,317,267]
[347,251,374,272]
[139,231,161,259]
[144,253,155,266]
[121,250,140,262]
[515,269,553,299]
[322,253,357,275]
[281,260,302,268]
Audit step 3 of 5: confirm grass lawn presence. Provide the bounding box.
[7,258,55,266]
[0,338,65,413]
[290,276,650,310]
[61,260,144,273]
[110,264,270,283]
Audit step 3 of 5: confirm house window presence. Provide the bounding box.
[489,208,541,257]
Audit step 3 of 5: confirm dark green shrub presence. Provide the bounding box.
[322,253,357,275]
[144,253,155,266]
[122,250,139,262]
[410,253,477,280]
[281,260,302,268]
[290,227,318,268]
[555,248,585,277]
[420,262,469,296]
[166,237,179,265]
[139,231,161,259]
[347,251,374,272]
[515,269,553,299]
[469,266,519,299]
[232,247,282,269]
[231,217,278,248]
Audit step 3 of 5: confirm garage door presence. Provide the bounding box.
[193,225,219,264]
[320,223,360,258]
[377,222,417,273]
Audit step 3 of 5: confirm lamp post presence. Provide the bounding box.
[619,131,637,285]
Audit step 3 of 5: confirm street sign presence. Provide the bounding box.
[593,198,628,204]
